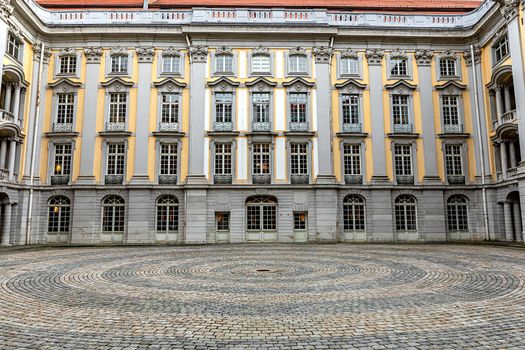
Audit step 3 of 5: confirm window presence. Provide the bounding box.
[162,55,180,74]
[215,54,233,73]
[293,212,307,230]
[392,95,410,125]
[161,93,179,123]
[395,195,417,232]
[291,143,308,175]
[56,93,75,124]
[53,144,72,176]
[343,195,365,231]
[252,93,270,123]
[215,93,233,123]
[341,94,359,124]
[447,195,469,232]
[343,144,361,176]
[494,35,509,64]
[390,58,408,76]
[340,57,359,76]
[48,196,71,233]
[159,144,178,176]
[214,143,232,175]
[216,212,230,231]
[156,195,179,233]
[246,196,277,231]
[108,93,127,123]
[252,54,270,74]
[106,143,125,176]
[252,144,271,175]
[110,54,128,74]
[7,34,22,61]
[439,58,457,77]
[59,55,77,75]
[442,96,460,126]
[102,195,125,233]
[394,145,412,176]
[445,145,463,176]
[289,93,307,123]
[288,54,307,74]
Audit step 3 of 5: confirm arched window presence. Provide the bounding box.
[102,195,125,233]
[246,195,277,231]
[156,195,179,232]
[395,195,417,232]
[447,195,469,232]
[48,196,71,233]
[343,194,365,231]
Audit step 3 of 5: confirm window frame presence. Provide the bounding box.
[492,34,510,66]
[212,47,236,77]
[155,195,179,233]
[105,49,133,77]
[215,212,231,232]
[6,33,23,62]
[343,194,366,232]
[436,52,462,81]
[158,49,184,77]
[285,48,310,77]
[446,195,469,233]
[387,51,412,80]
[249,48,273,76]
[394,195,418,232]
[337,50,362,79]
[47,196,72,234]
[101,195,126,234]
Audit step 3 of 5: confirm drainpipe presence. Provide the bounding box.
[143,0,148,10]
[25,42,45,245]
[471,44,490,241]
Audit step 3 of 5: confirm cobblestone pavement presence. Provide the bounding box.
[0,244,525,349]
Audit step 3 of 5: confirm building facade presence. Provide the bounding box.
[0,0,524,245]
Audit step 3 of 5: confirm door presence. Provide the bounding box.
[246,196,277,242]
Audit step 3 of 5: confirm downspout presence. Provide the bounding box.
[471,44,490,241]
[143,0,148,10]
[25,42,45,245]
[328,36,338,241]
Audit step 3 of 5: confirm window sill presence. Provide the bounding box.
[159,72,182,77]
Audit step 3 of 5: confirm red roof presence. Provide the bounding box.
[36,0,483,12]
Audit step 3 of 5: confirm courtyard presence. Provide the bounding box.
[0,244,524,349]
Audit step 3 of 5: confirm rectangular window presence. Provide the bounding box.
[214,143,232,175]
[216,212,230,231]
[252,54,270,73]
[53,144,72,176]
[106,143,125,175]
[340,57,359,75]
[252,93,270,123]
[59,55,77,75]
[160,144,178,176]
[56,93,75,124]
[394,145,412,176]
[291,143,308,175]
[343,144,361,176]
[439,58,457,77]
[293,212,307,230]
[341,94,359,124]
[288,55,307,74]
[161,93,179,123]
[252,144,271,175]
[215,93,233,123]
[215,54,233,73]
[390,58,408,76]
[289,93,307,123]
[494,35,509,64]
[7,34,21,61]
[109,93,127,123]
[111,55,128,74]
[442,96,459,126]
[392,95,410,125]
[445,145,463,176]
[162,55,180,74]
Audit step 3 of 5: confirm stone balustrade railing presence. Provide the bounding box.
[23,0,495,29]
[0,110,17,125]
[493,109,518,130]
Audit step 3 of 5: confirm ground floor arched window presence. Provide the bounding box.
[246,195,277,231]
[446,195,469,232]
[343,194,365,231]
[156,195,179,232]
[48,196,71,233]
[102,195,125,233]
[394,195,417,232]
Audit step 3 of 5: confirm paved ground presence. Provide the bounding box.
[0,244,524,349]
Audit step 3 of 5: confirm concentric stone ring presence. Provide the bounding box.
[0,244,524,349]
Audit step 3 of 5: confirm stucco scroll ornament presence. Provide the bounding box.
[390,48,408,59]
[289,46,307,56]
[340,49,359,59]
[84,47,103,64]
[33,43,52,64]
[110,47,128,56]
[136,47,155,63]
[496,0,519,21]
[189,46,208,63]
[313,46,333,64]
[163,46,182,57]
[463,46,481,66]
[0,0,14,21]
[59,47,77,56]
[252,45,270,56]
[365,48,384,66]
[414,49,434,66]
[439,49,457,60]
[216,46,233,55]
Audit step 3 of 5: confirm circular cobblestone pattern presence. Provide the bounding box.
[1,244,525,349]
